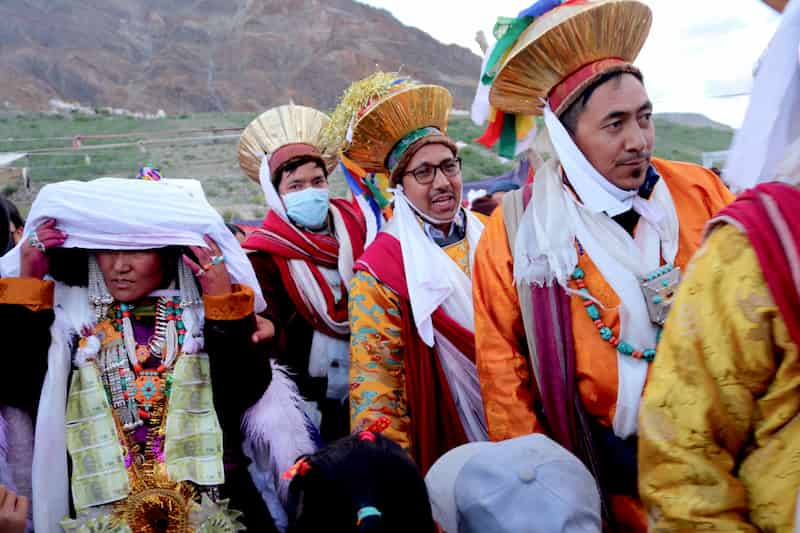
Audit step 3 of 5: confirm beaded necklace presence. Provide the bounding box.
[569,266,659,363]
[112,297,186,422]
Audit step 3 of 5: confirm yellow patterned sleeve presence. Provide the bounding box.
[348,270,411,451]
[639,224,795,532]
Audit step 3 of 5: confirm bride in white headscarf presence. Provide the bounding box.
[0,178,314,532]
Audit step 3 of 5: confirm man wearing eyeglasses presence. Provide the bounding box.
[326,76,489,474]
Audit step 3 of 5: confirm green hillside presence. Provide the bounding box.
[0,112,734,220]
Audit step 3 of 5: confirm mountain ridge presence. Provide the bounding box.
[0,0,481,113]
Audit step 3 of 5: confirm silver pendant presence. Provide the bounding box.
[640,265,681,326]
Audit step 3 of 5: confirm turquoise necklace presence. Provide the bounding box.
[569,266,660,363]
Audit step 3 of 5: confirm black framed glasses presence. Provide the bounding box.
[403,157,462,185]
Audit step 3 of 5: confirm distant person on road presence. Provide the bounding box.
[238,104,367,443]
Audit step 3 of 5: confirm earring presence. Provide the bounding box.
[88,254,114,321]
[178,258,201,308]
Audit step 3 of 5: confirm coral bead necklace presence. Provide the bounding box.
[569,266,659,363]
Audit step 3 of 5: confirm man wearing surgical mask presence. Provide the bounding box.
[238,105,368,442]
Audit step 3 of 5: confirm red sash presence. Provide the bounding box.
[709,182,800,346]
[355,233,471,474]
[244,198,366,339]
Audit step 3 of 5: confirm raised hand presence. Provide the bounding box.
[182,235,233,296]
[252,314,276,344]
[20,219,67,279]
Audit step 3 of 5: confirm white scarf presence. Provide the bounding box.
[383,191,488,442]
[514,103,679,438]
[258,155,353,401]
[724,0,800,192]
[0,178,265,532]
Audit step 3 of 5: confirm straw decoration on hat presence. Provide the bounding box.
[237,104,336,183]
[471,0,651,157]
[323,72,453,174]
[490,0,652,115]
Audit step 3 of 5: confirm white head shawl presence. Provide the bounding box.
[0,178,265,532]
[724,0,800,190]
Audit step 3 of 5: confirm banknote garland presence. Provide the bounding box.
[62,269,243,531]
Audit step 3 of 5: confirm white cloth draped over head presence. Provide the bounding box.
[0,178,266,311]
[513,102,679,439]
[724,0,800,191]
[0,178,266,532]
[382,190,488,442]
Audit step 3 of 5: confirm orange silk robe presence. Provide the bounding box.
[473,158,734,528]
[639,224,799,532]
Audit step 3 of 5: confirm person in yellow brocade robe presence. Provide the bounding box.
[639,1,799,530]
[638,223,800,532]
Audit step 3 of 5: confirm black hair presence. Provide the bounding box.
[0,196,23,229]
[0,197,10,255]
[273,155,328,186]
[288,433,436,533]
[225,223,245,238]
[559,69,645,134]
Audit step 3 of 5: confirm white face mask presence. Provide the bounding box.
[282,187,330,230]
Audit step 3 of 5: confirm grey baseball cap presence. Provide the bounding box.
[425,434,601,533]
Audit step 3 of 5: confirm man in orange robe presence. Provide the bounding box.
[470,1,733,530]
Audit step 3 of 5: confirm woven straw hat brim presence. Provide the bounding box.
[238,104,336,183]
[345,85,453,174]
[490,0,652,115]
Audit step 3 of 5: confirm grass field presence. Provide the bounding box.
[0,111,734,220]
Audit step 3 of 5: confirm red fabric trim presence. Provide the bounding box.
[475,112,505,149]
[268,143,321,176]
[399,298,469,474]
[244,198,365,263]
[711,182,800,346]
[273,256,348,339]
[548,58,626,114]
[355,233,473,471]
[244,198,366,339]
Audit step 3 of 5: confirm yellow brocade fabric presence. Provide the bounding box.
[349,238,472,453]
[639,224,800,532]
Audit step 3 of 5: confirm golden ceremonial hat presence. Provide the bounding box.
[238,104,336,183]
[323,72,453,174]
[490,0,652,115]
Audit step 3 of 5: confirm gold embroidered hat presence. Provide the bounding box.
[322,72,454,176]
[489,0,652,116]
[237,104,337,184]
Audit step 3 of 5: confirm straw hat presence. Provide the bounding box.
[490,0,652,116]
[237,104,336,183]
[323,73,453,174]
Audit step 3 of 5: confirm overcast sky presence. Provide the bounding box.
[360,0,781,127]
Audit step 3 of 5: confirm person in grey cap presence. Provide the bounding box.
[424,433,601,532]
